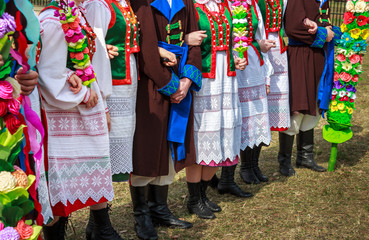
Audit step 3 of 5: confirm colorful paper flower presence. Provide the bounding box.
[337,103,345,110]
[336,53,347,62]
[3,114,22,135]
[349,28,362,39]
[0,171,17,192]
[352,40,367,52]
[15,220,33,240]
[0,227,20,240]
[357,15,367,26]
[340,72,352,82]
[343,12,356,24]
[342,62,353,71]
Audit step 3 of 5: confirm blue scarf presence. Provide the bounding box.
[158,41,191,161]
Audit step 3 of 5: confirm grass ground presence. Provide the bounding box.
[61,53,369,240]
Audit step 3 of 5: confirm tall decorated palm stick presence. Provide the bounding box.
[323,0,369,171]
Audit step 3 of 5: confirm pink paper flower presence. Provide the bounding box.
[334,72,340,81]
[340,72,352,82]
[7,98,20,115]
[0,81,14,99]
[349,54,361,64]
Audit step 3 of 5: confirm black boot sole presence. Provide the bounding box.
[296,164,326,172]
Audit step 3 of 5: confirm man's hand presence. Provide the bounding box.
[86,89,99,108]
[158,47,177,67]
[170,77,192,104]
[257,39,276,53]
[68,74,82,94]
[304,18,318,34]
[107,44,119,59]
[235,57,247,70]
[184,30,207,46]
[325,26,335,42]
[15,68,38,96]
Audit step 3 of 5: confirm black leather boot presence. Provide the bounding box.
[278,132,296,176]
[218,165,253,198]
[43,216,68,240]
[148,184,192,228]
[239,147,260,184]
[208,174,219,189]
[296,129,326,172]
[200,180,221,212]
[252,145,269,182]
[186,182,215,219]
[90,206,122,240]
[130,185,158,240]
[86,210,94,240]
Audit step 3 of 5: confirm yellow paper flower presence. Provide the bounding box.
[346,1,355,12]
[348,107,354,114]
[337,103,345,111]
[330,106,338,112]
[341,24,348,33]
[342,62,353,71]
[332,100,338,106]
[361,29,369,41]
[340,110,347,113]
[349,28,361,39]
[355,0,366,12]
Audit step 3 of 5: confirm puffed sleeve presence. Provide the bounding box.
[131,0,180,96]
[181,0,202,91]
[254,4,273,85]
[284,0,326,47]
[37,11,90,109]
[84,0,112,112]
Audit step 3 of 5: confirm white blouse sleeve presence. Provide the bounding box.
[84,0,112,111]
[254,3,273,85]
[37,13,90,110]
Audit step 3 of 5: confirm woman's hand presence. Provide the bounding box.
[235,57,247,70]
[158,47,177,67]
[170,77,192,104]
[184,30,207,46]
[86,89,99,108]
[14,68,38,96]
[266,85,270,95]
[0,54,4,67]
[257,39,276,53]
[68,74,82,94]
[107,44,119,59]
[303,18,318,34]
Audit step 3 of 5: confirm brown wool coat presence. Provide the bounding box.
[284,0,331,116]
[131,0,202,177]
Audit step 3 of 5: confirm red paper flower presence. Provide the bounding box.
[350,99,354,103]
[352,75,359,82]
[3,114,21,134]
[334,72,340,81]
[343,12,356,25]
[336,53,346,62]
[357,15,367,27]
[349,54,361,64]
[340,72,352,82]
[0,100,8,117]
[7,98,20,115]
[15,220,33,240]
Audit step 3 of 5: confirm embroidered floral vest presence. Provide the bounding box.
[258,0,286,53]
[105,0,139,85]
[194,0,235,79]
